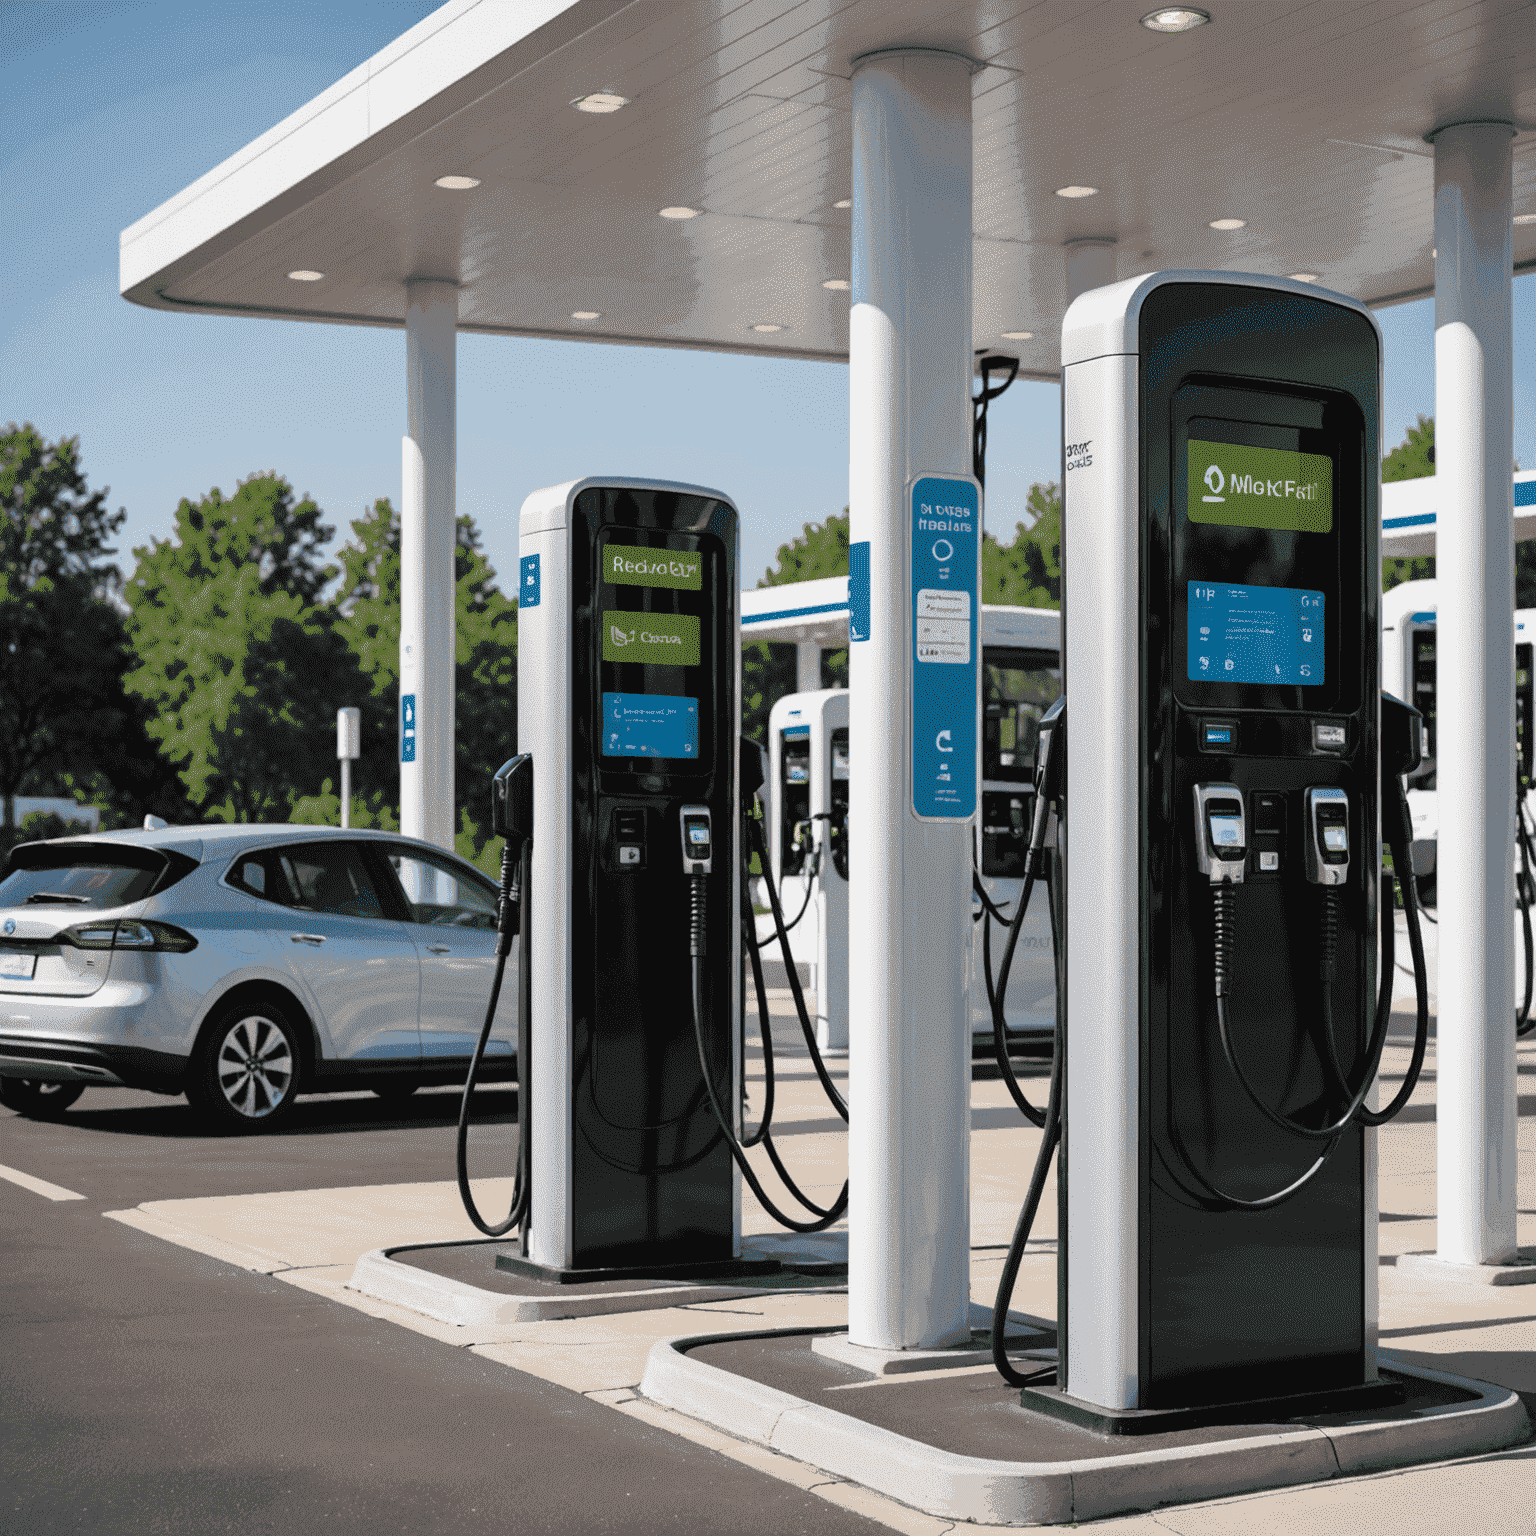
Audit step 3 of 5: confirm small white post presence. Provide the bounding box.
[336,707,361,829]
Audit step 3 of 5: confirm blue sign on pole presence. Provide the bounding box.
[848,541,871,642]
[909,475,979,820]
[401,693,416,764]
[520,553,541,608]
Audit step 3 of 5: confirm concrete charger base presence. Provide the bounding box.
[640,1327,1530,1528]
[1396,1247,1536,1286]
[348,1233,847,1326]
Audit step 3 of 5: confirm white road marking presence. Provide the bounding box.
[0,1163,85,1202]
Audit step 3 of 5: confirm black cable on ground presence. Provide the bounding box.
[456,837,530,1237]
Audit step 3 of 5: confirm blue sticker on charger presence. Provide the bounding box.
[910,477,979,820]
[520,554,540,608]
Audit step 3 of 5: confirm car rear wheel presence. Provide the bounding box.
[0,1079,86,1118]
[187,1003,302,1133]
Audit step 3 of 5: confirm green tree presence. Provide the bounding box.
[982,481,1061,608]
[332,498,517,872]
[124,473,361,822]
[0,425,172,832]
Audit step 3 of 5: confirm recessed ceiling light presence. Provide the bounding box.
[571,92,629,114]
[287,269,324,282]
[659,206,701,220]
[1002,330,1034,340]
[834,199,852,209]
[1140,7,1210,32]
[751,323,785,334]
[1055,185,1098,199]
[1209,217,1246,231]
[1288,272,1320,283]
[1516,213,1536,226]
[571,311,601,320]
[434,175,480,190]
[822,279,850,291]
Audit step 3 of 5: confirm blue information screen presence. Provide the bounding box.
[602,692,698,759]
[1187,582,1325,687]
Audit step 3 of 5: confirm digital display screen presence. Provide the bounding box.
[601,611,700,667]
[601,693,698,759]
[1323,825,1347,851]
[1188,440,1333,534]
[603,544,702,591]
[687,826,709,845]
[1188,582,1325,687]
[1209,815,1243,849]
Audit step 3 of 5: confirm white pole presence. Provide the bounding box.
[1431,119,1519,1268]
[336,706,360,831]
[796,639,821,695]
[401,279,458,852]
[340,759,351,829]
[848,47,975,1352]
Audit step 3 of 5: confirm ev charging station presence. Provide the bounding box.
[1057,272,1389,1422]
[515,477,743,1274]
[766,688,850,1053]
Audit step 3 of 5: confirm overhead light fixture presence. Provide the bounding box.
[434,175,480,190]
[287,269,324,282]
[751,323,784,334]
[1209,217,1246,230]
[834,199,852,209]
[1288,272,1320,283]
[571,92,629,114]
[571,311,601,320]
[1515,213,1536,226]
[1002,330,1034,340]
[659,206,701,220]
[822,279,850,291]
[1055,185,1098,199]
[1140,7,1210,32]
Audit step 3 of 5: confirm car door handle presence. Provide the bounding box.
[426,943,452,954]
[289,933,326,946]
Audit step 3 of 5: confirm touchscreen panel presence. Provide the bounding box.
[598,533,712,770]
[1187,582,1325,687]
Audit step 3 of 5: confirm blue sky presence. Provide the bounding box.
[3,0,1533,597]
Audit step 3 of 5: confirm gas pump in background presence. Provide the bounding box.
[766,690,850,1054]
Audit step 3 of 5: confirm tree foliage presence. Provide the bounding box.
[124,473,359,823]
[0,425,177,832]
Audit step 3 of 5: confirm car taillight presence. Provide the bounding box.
[58,919,198,954]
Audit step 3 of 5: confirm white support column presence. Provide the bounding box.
[848,47,975,1352]
[400,279,458,852]
[796,640,822,695]
[1064,238,1116,304]
[1432,120,1519,1268]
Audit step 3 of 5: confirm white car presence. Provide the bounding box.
[0,825,514,1132]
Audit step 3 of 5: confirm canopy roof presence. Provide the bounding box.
[121,0,1536,378]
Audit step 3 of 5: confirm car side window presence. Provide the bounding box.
[252,842,386,920]
[387,848,498,930]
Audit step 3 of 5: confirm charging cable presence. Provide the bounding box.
[683,803,849,1233]
[457,754,534,1237]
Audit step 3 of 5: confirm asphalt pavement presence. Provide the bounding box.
[1,1085,882,1535]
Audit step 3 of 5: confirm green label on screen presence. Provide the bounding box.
[602,610,700,667]
[1188,441,1333,533]
[604,545,702,590]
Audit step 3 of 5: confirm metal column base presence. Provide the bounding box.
[495,1253,783,1285]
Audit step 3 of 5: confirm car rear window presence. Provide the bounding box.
[229,842,385,920]
[0,842,198,910]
